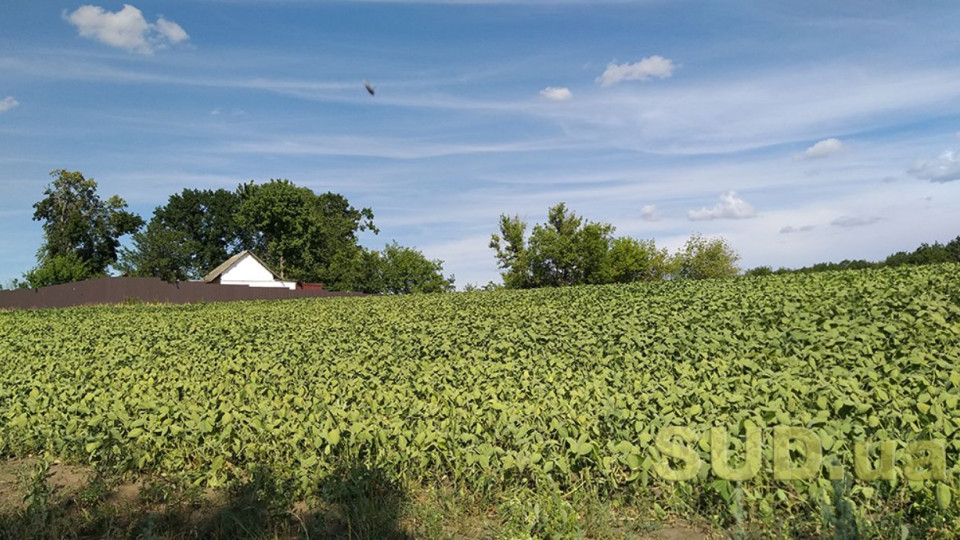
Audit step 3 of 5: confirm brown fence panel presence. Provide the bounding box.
[0,277,363,311]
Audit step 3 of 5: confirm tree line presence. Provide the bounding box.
[485,202,740,289]
[744,237,960,277]
[16,170,454,293]
[13,169,956,294]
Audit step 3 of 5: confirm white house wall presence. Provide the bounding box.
[220,254,297,290]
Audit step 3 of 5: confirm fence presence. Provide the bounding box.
[0,277,363,311]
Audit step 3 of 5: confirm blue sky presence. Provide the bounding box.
[3,1,960,288]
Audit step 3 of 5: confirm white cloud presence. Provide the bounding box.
[802,138,844,159]
[539,86,572,101]
[687,191,756,221]
[597,55,675,86]
[639,204,659,221]
[909,148,960,182]
[779,224,815,234]
[831,215,882,228]
[0,96,19,114]
[154,16,189,44]
[65,4,189,54]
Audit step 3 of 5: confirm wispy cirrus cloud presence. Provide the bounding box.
[539,64,960,155]
[64,4,189,54]
[9,49,960,158]
[596,55,675,86]
[221,134,583,160]
[688,191,756,221]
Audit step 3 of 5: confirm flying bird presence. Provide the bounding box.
[364,79,375,96]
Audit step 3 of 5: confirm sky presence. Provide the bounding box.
[3,1,960,288]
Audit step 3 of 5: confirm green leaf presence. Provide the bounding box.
[326,429,341,446]
[937,483,952,510]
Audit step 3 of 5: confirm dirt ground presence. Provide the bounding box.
[0,458,124,509]
[0,458,716,539]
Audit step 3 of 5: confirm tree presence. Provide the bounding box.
[324,246,384,293]
[311,192,378,272]
[121,188,251,281]
[236,179,377,282]
[489,214,532,289]
[463,281,502,292]
[379,242,454,294]
[897,242,953,266]
[323,243,454,294]
[490,203,617,288]
[236,179,317,280]
[152,188,249,277]
[490,203,675,289]
[490,203,616,288]
[603,237,671,283]
[744,265,774,277]
[118,179,384,288]
[23,253,92,288]
[31,169,143,281]
[946,236,960,262]
[117,221,195,282]
[1,278,28,290]
[672,234,740,280]
[527,203,614,287]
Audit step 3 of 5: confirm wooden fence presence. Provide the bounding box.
[0,277,362,311]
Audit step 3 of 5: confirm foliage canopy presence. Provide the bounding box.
[30,170,143,283]
[490,203,735,288]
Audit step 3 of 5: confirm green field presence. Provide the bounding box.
[2,264,960,538]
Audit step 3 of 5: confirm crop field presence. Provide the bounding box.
[1,264,960,538]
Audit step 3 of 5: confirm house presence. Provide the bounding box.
[202,251,297,290]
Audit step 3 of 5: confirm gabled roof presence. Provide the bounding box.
[202,250,282,283]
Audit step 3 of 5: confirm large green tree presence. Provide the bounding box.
[526,203,614,287]
[324,243,454,294]
[23,253,92,288]
[492,203,664,288]
[236,179,377,282]
[671,234,740,280]
[379,242,455,294]
[120,188,249,281]
[123,181,380,285]
[324,246,385,293]
[603,237,671,283]
[117,221,195,282]
[155,188,249,276]
[490,204,608,288]
[491,202,722,288]
[119,178,451,294]
[489,214,532,289]
[30,169,143,283]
